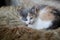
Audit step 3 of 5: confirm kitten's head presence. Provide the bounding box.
[17,6,41,25]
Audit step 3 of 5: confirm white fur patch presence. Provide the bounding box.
[28,18,53,30]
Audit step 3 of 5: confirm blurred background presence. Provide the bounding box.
[0,0,60,9]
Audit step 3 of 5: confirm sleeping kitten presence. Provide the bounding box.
[17,5,60,30]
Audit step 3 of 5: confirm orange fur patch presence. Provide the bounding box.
[40,12,55,21]
[39,6,55,21]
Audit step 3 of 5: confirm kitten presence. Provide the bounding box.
[17,5,60,30]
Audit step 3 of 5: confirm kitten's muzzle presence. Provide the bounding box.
[29,21,35,25]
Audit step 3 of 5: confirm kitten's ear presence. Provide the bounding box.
[35,6,40,12]
[30,5,40,15]
[34,5,47,12]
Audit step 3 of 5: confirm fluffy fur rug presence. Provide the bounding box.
[0,6,60,40]
[0,6,26,28]
[0,26,60,40]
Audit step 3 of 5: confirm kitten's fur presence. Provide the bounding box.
[18,5,60,30]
